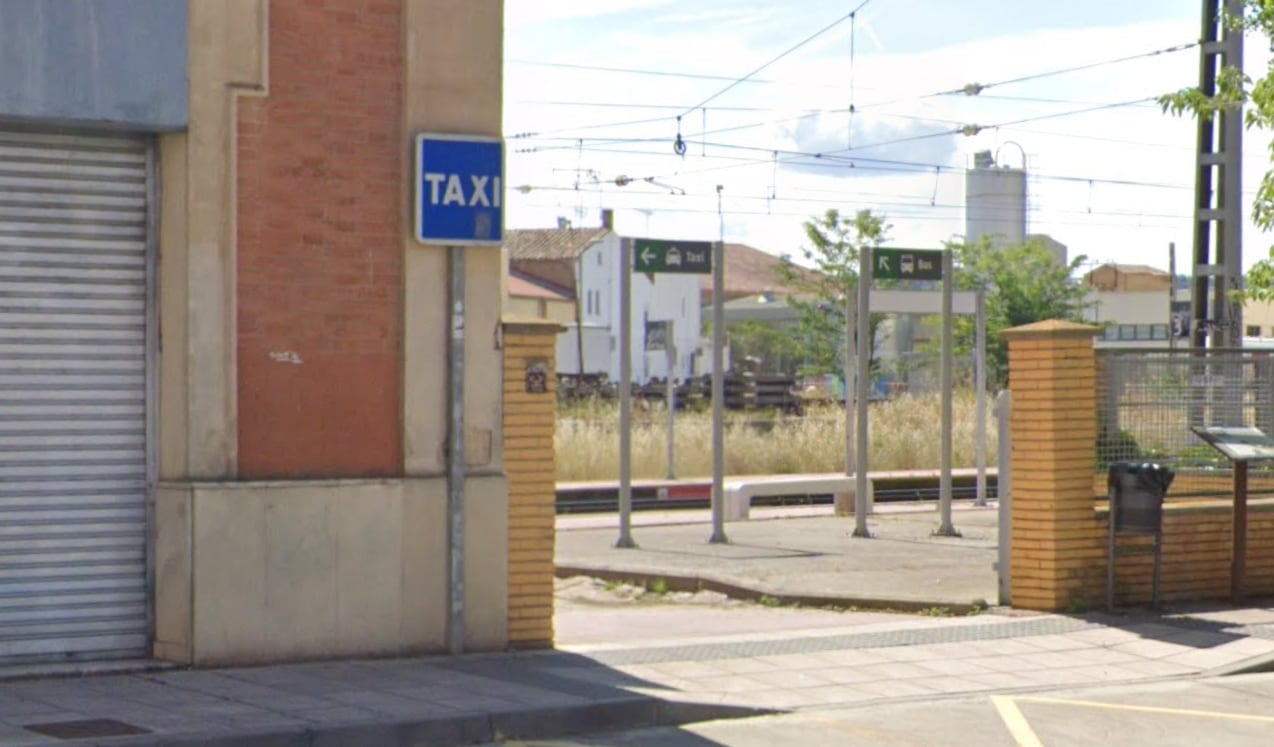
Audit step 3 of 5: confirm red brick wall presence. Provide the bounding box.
[236,1,403,478]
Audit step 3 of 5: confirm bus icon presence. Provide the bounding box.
[900,254,915,275]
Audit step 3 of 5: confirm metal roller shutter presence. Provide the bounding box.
[0,129,151,664]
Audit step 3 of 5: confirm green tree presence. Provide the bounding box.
[947,237,1091,388]
[1160,3,1274,298]
[726,320,804,375]
[776,209,888,375]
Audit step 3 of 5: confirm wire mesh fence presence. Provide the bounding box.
[1096,349,1274,497]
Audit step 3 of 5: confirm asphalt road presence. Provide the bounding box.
[491,671,1274,747]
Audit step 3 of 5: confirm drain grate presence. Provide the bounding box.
[24,719,151,741]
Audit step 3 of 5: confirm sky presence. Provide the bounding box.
[503,0,1273,274]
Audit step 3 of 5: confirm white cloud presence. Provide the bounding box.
[505,9,1274,270]
[505,0,678,29]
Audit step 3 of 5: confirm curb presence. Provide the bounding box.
[1205,649,1274,678]
[92,696,767,747]
[556,565,986,615]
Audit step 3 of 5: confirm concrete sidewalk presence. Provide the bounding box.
[552,599,1274,713]
[1,596,1270,746]
[556,502,1000,612]
[0,653,758,746]
[1,505,1271,746]
[547,504,1274,716]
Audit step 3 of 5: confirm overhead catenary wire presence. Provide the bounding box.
[520,129,1211,195]
[519,182,1195,220]
[678,0,876,120]
[515,98,1166,161]
[506,36,1207,235]
[518,92,1162,153]
[639,96,1161,183]
[848,7,858,149]
[508,38,1191,143]
[514,194,1189,232]
[933,41,1199,98]
[996,124,1189,150]
[985,96,1158,132]
[517,82,1163,151]
[512,94,1160,112]
[548,95,1161,186]
[516,109,968,156]
[519,142,1212,197]
[505,58,780,83]
[853,41,1199,112]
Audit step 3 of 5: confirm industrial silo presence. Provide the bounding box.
[964,150,1026,249]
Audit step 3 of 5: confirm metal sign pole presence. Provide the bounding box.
[666,321,676,480]
[617,238,636,549]
[845,288,855,478]
[935,249,960,536]
[709,238,728,544]
[1232,459,1249,602]
[447,245,466,654]
[974,288,988,507]
[853,246,872,538]
[995,390,1012,606]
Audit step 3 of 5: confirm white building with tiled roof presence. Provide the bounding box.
[504,211,706,381]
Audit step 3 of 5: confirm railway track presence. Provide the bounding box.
[555,482,998,514]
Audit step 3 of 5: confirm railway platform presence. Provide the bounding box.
[556,501,1000,613]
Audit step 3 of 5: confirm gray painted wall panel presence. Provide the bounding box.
[0,0,187,130]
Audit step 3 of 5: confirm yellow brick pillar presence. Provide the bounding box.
[1002,320,1104,611]
[502,318,562,648]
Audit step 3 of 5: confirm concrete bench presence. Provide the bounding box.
[723,468,997,521]
[723,474,869,522]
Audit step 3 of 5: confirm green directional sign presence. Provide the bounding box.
[633,238,712,274]
[873,248,945,281]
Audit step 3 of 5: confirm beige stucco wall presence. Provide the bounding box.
[506,296,576,323]
[165,1,509,478]
[155,476,507,666]
[506,296,540,319]
[1084,291,1170,326]
[1244,300,1274,336]
[158,0,268,480]
[403,0,505,474]
[152,0,512,665]
[544,299,575,323]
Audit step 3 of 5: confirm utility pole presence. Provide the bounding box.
[1192,0,1244,349]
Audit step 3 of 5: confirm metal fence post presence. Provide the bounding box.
[1256,355,1274,436]
[666,322,676,480]
[975,289,988,506]
[995,389,1012,606]
[1103,353,1121,436]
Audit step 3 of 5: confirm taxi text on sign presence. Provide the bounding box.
[415,134,504,246]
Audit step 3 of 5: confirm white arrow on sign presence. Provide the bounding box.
[640,247,657,266]
[877,253,892,274]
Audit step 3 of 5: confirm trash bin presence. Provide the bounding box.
[1107,462,1175,535]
